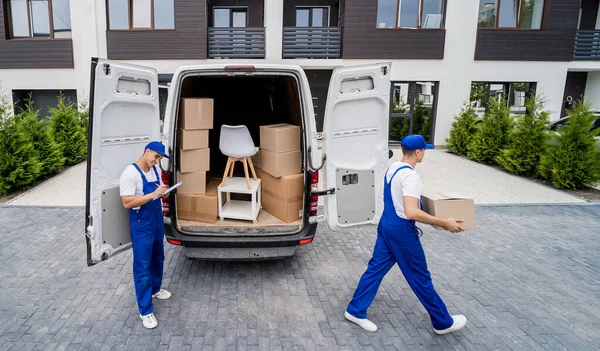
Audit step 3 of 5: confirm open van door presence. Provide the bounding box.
[85,58,161,266]
[321,63,391,231]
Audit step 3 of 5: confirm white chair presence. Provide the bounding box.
[219,125,258,189]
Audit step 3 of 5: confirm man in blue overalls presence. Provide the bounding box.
[120,141,172,329]
[345,134,467,335]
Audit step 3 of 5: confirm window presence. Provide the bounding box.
[4,0,71,39]
[107,0,175,30]
[390,81,437,143]
[296,7,329,27]
[214,8,248,28]
[376,0,445,29]
[478,0,544,29]
[469,81,537,117]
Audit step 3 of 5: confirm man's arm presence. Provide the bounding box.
[121,189,165,210]
[403,196,464,233]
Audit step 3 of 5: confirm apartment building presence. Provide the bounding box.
[0,0,595,146]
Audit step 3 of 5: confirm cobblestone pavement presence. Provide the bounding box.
[0,204,599,350]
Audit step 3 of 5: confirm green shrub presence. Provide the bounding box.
[16,100,65,178]
[539,101,600,189]
[446,102,479,155]
[496,95,550,176]
[390,117,410,142]
[77,100,89,139]
[467,96,513,164]
[49,95,88,165]
[0,113,43,196]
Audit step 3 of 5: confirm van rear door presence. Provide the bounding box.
[85,58,161,266]
[320,63,391,231]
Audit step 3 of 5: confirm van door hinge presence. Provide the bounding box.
[314,132,324,140]
[103,63,110,75]
[312,188,335,196]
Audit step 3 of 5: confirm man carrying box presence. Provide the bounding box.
[344,134,467,335]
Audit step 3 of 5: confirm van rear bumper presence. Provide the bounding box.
[163,221,317,260]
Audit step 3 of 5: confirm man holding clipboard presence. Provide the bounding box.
[119,141,173,329]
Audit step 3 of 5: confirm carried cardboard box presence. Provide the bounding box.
[177,129,209,150]
[178,148,210,173]
[179,98,213,130]
[421,188,476,230]
[260,124,300,153]
[256,168,304,223]
[260,150,301,178]
[176,171,206,194]
[176,180,222,223]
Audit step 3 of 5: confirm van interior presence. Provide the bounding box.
[173,73,307,234]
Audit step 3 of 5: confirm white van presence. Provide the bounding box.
[85,58,392,266]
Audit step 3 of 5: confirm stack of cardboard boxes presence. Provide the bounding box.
[255,123,304,223]
[175,98,220,223]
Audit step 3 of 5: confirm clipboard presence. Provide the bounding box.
[153,181,183,200]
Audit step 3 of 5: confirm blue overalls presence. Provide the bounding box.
[346,165,454,330]
[129,163,165,316]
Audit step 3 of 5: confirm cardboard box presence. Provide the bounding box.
[260,124,300,153]
[421,189,476,230]
[260,149,301,178]
[176,171,206,194]
[251,149,261,169]
[179,98,214,130]
[177,129,209,150]
[256,168,304,223]
[178,148,210,173]
[176,180,221,223]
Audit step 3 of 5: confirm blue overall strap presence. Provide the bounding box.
[386,165,413,184]
[151,165,160,185]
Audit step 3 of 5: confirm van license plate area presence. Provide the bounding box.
[336,169,375,225]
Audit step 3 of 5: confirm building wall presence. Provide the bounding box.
[0,0,584,146]
[584,72,600,110]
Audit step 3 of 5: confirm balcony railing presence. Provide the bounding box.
[282,27,341,59]
[208,27,265,59]
[574,30,600,60]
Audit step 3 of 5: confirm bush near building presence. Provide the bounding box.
[539,101,600,190]
[467,96,513,164]
[497,95,551,176]
[446,102,479,156]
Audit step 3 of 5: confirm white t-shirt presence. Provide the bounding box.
[385,162,423,219]
[119,164,164,210]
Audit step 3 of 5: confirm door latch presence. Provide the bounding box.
[311,188,335,196]
[103,63,111,75]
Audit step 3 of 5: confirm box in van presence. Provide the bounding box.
[85,60,393,265]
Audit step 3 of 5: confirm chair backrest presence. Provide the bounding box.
[219,125,257,158]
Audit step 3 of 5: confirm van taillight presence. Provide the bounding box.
[161,171,171,217]
[310,171,319,216]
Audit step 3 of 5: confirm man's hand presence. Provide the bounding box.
[153,185,167,198]
[443,218,464,233]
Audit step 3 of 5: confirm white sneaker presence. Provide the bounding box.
[344,311,378,332]
[152,289,172,300]
[140,313,158,329]
[433,315,467,335]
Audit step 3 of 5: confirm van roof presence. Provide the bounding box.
[172,63,306,77]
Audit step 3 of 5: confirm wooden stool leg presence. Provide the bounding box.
[247,156,257,180]
[243,157,251,190]
[221,157,232,188]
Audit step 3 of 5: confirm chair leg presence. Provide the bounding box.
[229,158,235,178]
[247,156,258,180]
[243,157,251,190]
[221,157,232,188]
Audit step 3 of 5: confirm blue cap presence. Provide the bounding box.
[401,134,434,150]
[145,141,169,159]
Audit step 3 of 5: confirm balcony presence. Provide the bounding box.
[282,27,341,59]
[574,30,600,60]
[208,28,265,59]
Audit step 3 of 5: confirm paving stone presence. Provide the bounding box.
[0,205,599,350]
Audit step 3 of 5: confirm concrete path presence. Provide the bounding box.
[1,205,599,350]
[6,150,588,207]
[7,162,87,207]
[391,149,586,205]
